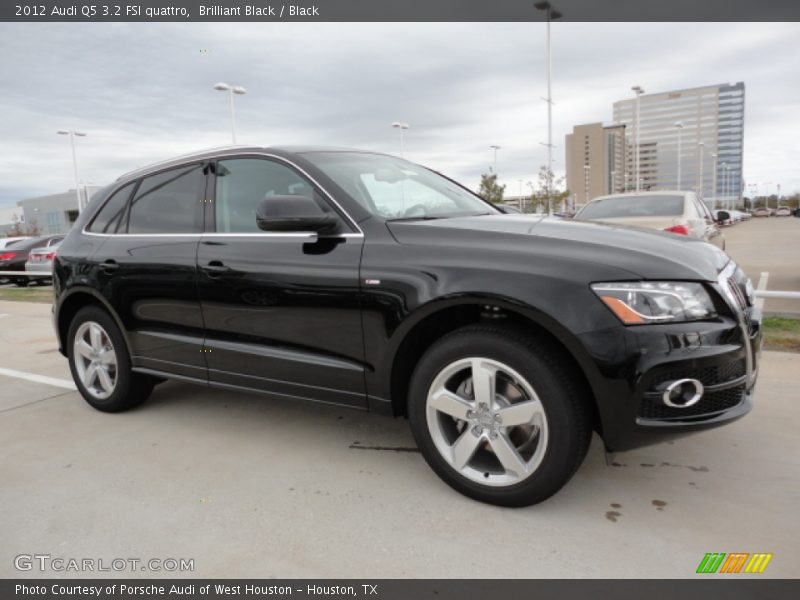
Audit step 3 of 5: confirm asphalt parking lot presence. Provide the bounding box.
[1,296,799,579]
[724,217,799,316]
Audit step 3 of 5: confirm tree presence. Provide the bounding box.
[478,170,506,204]
[5,214,40,237]
[528,166,570,214]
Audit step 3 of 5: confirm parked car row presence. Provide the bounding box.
[0,235,63,286]
[752,206,794,217]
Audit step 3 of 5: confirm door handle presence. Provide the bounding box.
[202,260,230,278]
[100,259,119,273]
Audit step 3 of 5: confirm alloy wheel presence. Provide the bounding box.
[425,357,549,487]
[73,321,118,400]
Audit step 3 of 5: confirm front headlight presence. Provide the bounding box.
[591,281,716,325]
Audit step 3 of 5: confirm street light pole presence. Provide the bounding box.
[721,164,728,210]
[489,145,501,173]
[631,86,645,192]
[213,82,247,144]
[57,130,87,213]
[674,121,684,190]
[391,122,410,157]
[535,2,562,212]
[710,153,718,209]
[697,142,705,198]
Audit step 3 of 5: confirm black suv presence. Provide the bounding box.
[53,147,761,506]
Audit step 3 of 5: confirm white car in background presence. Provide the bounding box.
[574,191,726,250]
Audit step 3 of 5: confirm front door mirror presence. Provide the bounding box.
[256,196,339,233]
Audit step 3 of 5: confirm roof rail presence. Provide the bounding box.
[116,145,262,181]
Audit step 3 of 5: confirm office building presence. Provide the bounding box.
[565,122,627,205]
[16,186,103,235]
[613,82,745,206]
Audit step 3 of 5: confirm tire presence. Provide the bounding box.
[408,324,592,507]
[67,305,154,413]
[13,278,28,287]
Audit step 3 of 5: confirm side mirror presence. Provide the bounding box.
[715,210,730,223]
[256,195,339,233]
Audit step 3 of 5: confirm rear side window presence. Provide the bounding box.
[128,164,205,234]
[578,194,685,219]
[88,183,134,233]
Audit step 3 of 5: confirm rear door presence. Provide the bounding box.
[196,155,366,407]
[88,164,208,379]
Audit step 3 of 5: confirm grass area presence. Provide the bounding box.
[0,285,54,304]
[763,316,800,353]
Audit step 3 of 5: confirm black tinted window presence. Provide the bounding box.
[88,183,133,233]
[214,158,331,233]
[577,194,685,219]
[128,165,205,234]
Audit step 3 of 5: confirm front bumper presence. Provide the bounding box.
[584,264,762,452]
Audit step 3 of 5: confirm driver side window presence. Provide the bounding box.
[214,158,335,233]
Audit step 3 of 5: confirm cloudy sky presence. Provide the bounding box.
[0,21,798,207]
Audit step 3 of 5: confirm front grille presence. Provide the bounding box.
[649,359,746,389]
[640,385,745,420]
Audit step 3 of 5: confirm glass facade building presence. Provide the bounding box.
[613,82,745,207]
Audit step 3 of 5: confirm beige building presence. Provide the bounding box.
[565,123,626,206]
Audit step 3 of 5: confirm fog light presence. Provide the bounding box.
[661,378,704,408]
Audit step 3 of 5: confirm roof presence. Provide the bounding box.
[116,145,387,183]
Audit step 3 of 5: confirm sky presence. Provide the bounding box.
[0,21,798,208]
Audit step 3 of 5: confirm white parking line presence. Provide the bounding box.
[0,367,76,390]
[756,271,769,312]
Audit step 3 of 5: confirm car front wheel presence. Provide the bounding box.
[408,324,592,507]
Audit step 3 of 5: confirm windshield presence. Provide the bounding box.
[303,152,498,220]
[577,194,685,220]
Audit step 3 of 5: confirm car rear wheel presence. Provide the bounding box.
[67,306,154,412]
[408,324,592,507]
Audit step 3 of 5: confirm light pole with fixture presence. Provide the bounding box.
[674,121,684,190]
[534,1,562,212]
[631,85,645,192]
[213,82,247,144]
[57,130,87,213]
[489,145,501,173]
[391,122,410,157]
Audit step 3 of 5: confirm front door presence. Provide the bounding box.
[197,156,366,407]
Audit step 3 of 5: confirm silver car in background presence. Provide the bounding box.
[574,191,726,250]
[23,238,62,285]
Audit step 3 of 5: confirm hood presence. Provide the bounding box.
[386,214,729,281]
